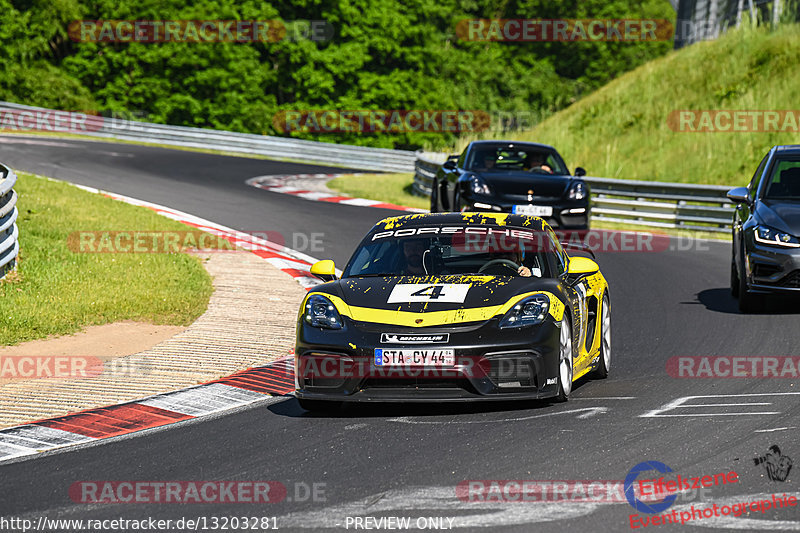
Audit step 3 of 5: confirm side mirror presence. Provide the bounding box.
[310,260,337,282]
[565,256,599,284]
[574,167,587,177]
[442,160,457,170]
[727,186,751,205]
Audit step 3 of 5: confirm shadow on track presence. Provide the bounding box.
[268,380,591,419]
[693,288,800,315]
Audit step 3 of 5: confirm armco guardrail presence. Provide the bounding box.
[0,162,19,279]
[0,101,416,173]
[414,152,734,233]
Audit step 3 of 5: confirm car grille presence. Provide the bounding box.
[776,270,800,288]
[753,263,782,278]
[488,357,536,388]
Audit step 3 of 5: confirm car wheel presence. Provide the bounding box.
[737,262,762,313]
[430,179,439,213]
[298,399,342,413]
[592,295,611,379]
[555,317,573,402]
[730,257,740,298]
[454,190,465,212]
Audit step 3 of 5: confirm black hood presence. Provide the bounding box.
[756,199,800,235]
[472,170,574,198]
[316,275,558,314]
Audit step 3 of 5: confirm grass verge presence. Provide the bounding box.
[0,172,213,346]
[327,173,428,209]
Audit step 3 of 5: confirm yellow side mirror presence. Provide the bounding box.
[567,256,599,276]
[310,260,337,282]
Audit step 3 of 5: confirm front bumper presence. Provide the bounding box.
[745,239,800,294]
[295,317,562,402]
[463,195,590,229]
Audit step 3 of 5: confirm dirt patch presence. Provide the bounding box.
[0,322,186,357]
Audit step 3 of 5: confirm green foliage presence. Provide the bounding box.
[2,0,672,150]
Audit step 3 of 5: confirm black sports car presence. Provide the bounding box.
[430,140,590,229]
[294,212,611,411]
[729,145,800,312]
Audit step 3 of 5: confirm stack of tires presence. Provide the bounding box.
[0,162,19,280]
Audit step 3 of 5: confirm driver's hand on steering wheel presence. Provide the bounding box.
[518,265,531,277]
[529,165,553,174]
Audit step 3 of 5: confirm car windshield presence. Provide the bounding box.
[464,145,568,174]
[342,227,557,278]
[764,158,800,200]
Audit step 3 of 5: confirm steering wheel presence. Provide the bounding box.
[529,166,553,174]
[478,259,519,274]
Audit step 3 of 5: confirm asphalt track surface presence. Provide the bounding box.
[1,136,799,532]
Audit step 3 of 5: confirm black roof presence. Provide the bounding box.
[467,140,557,152]
[774,145,800,156]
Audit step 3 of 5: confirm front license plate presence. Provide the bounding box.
[374,349,455,367]
[513,204,553,217]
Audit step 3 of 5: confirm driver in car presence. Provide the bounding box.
[486,250,533,277]
[401,238,428,275]
[526,153,553,174]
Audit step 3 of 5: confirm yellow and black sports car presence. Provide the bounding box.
[294,212,611,411]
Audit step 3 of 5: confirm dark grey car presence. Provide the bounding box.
[728,145,800,312]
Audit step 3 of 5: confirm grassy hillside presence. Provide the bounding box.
[473,24,800,185]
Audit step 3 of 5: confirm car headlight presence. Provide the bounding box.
[567,181,588,200]
[303,294,343,329]
[499,295,550,328]
[754,226,800,248]
[469,176,491,195]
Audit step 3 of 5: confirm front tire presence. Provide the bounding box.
[555,317,574,402]
[592,295,611,379]
[453,190,465,212]
[737,245,762,313]
[430,179,439,213]
[730,257,740,298]
[738,269,762,313]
